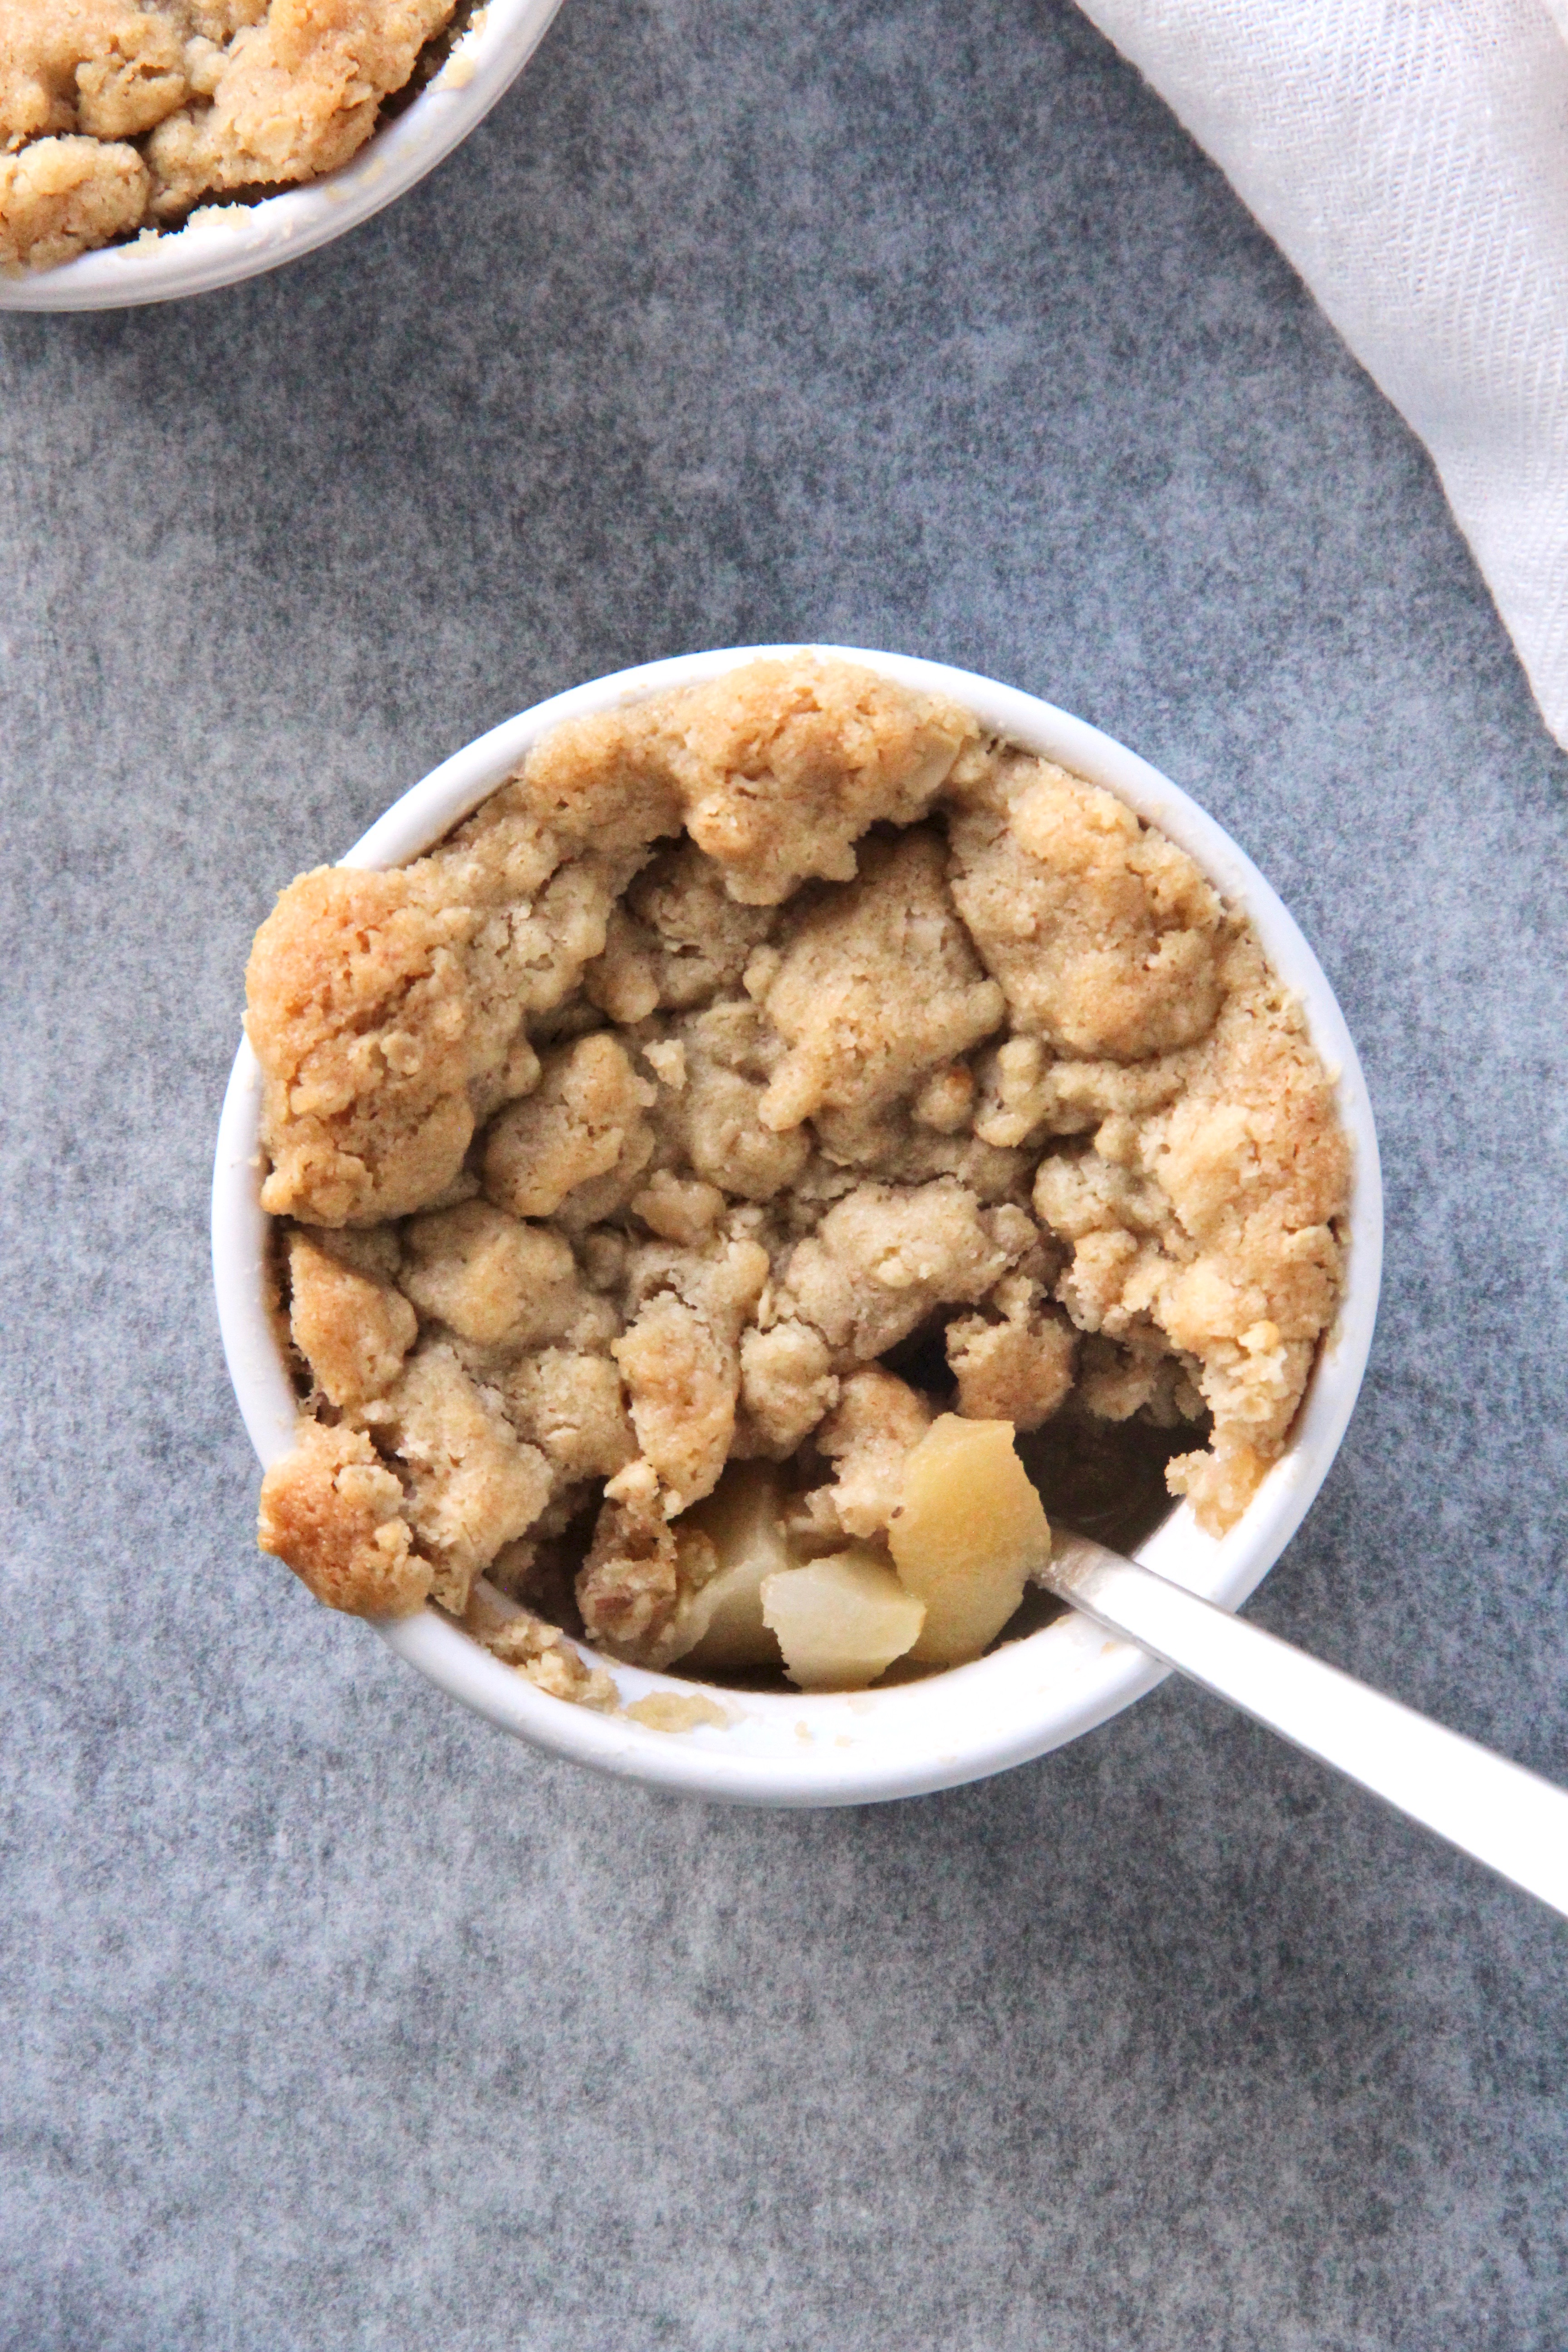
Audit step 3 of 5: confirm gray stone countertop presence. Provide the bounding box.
[3,1,1566,2345]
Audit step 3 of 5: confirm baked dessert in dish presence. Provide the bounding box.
[245,655,1350,1703]
[0,0,465,272]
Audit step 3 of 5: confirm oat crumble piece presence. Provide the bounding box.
[482,1033,655,1225]
[258,1418,426,1616]
[0,130,149,266]
[357,1343,550,1615]
[755,830,1006,1132]
[808,1368,933,1541]
[948,751,1225,1059]
[464,1583,618,1712]
[287,1229,417,1407]
[776,1179,1023,1360]
[945,1273,1077,1431]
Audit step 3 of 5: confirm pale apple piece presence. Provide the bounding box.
[670,1462,793,1673]
[760,1551,927,1691]
[887,1414,1051,1666]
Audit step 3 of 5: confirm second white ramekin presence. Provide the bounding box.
[0,0,565,312]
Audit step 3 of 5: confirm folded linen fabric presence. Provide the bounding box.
[1076,0,1568,749]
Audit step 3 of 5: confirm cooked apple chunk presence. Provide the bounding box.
[887,1415,1051,1666]
[673,1463,792,1673]
[760,1552,927,1690]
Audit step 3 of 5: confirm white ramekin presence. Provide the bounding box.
[212,645,1383,1808]
[0,0,564,313]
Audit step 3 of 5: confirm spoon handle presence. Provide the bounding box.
[1044,1536,1568,1921]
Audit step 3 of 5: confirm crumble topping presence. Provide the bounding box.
[0,0,461,272]
[245,654,1351,1701]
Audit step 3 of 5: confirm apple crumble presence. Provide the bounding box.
[0,0,462,272]
[246,655,1350,1700]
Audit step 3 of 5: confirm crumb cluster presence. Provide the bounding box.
[247,655,1350,1701]
[0,0,459,271]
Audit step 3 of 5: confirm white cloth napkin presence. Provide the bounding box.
[1075,0,1568,750]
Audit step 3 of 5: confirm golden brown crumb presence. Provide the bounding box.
[612,1271,749,1516]
[400,1202,582,1350]
[146,0,455,214]
[525,657,977,906]
[735,1320,838,1458]
[1,5,187,147]
[575,1496,681,1654]
[949,754,1225,1060]
[1076,1337,1205,1427]
[0,134,147,270]
[756,832,1005,1132]
[973,1033,1195,1149]
[287,1230,417,1407]
[629,1169,727,1246]
[625,842,777,1008]
[482,1034,655,1223]
[246,865,481,1227]
[911,1061,976,1134]
[652,1000,814,1203]
[1031,929,1347,1528]
[810,1369,932,1539]
[359,1345,550,1614]
[502,1349,637,1484]
[663,658,977,904]
[945,1274,1077,1430]
[464,1585,618,1711]
[258,1419,428,1616]
[583,907,662,1024]
[778,1179,1022,1359]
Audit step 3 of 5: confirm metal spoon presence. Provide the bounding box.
[1042,1535,1568,1921]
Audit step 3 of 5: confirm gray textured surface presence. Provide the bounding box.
[2,0,1567,2344]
